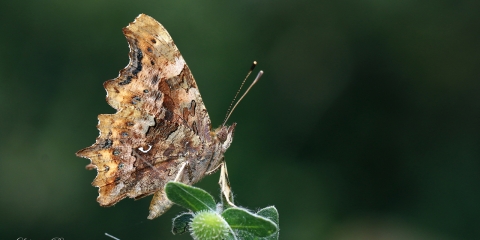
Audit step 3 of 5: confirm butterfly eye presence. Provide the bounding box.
[217,128,228,143]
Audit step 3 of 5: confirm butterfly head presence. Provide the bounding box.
[215,123,237,151]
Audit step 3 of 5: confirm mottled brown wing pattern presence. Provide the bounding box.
[76,14,219,217]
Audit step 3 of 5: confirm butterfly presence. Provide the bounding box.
[76,14,239,219]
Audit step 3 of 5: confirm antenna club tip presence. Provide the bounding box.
[257,70,264,77]
[250,61,257,71]
[252,70,264,83]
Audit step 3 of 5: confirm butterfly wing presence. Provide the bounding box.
[76,14,213,217]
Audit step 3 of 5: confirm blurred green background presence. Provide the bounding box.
[1,0,479,239]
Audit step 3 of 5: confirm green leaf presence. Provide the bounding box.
[172,212,194,235]
[256,206,279,240]
[222,207,278,237]
[165,182,216,212]
[257,206,279,225]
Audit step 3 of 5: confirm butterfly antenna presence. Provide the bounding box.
[105,233,121,240]
[222,61,257,126]
[222,67,264,126]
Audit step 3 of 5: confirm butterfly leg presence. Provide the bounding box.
[219,161,236,207]
[174,161,188,182]
[205,160,223,175]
